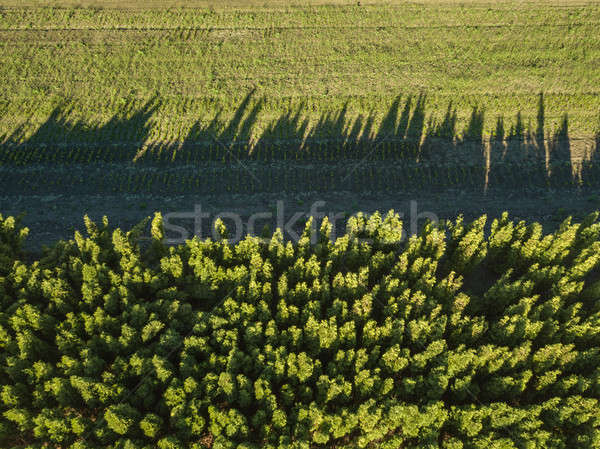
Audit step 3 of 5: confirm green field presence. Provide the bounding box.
[1,0,600,243]
[1,0,599,144]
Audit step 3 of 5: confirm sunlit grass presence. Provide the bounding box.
[0,0,599,140]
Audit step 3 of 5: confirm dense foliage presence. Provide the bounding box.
[1,211,600,448]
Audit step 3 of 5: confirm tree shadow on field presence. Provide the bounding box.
[2,90,599,193]
[0,97,159,165]
[167,89,264,163]
[160,91,431,164]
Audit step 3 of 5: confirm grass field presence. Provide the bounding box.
[1,0,600,245]
[1,0,599,144]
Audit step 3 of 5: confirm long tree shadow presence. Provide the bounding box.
[549,114,571,185]
[486,93,589,190]
[2,90,598,193]
[1,97,160,165]
[168,90,264,164]
[163,92,430,164]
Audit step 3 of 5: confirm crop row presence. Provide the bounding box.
[4,159,597,196]
[2,4,598,30]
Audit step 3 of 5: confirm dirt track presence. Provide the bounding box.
[4,187,600,255]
